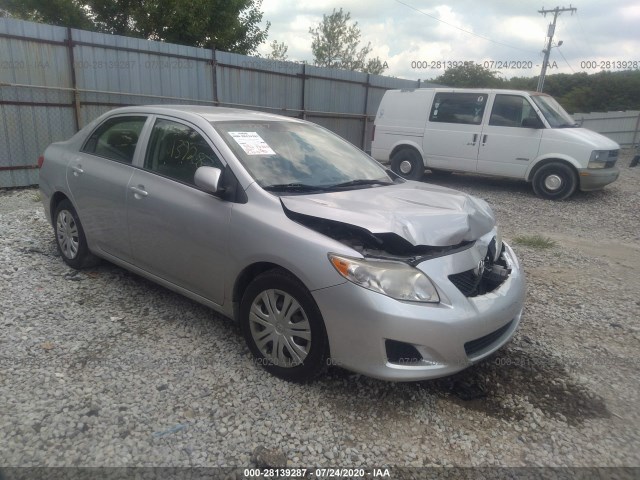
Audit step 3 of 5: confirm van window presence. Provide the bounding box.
[489,95,540,128]
[429,93,487,125]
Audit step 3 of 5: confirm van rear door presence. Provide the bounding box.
[476,93,543,178]
[422,92,488,172]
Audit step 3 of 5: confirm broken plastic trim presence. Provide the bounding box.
[283,204,475,265]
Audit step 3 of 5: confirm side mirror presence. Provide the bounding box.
[522,117,544,129]
[194,166,223,194]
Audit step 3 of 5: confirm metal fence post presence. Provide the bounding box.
[211,47,219,106]
[361,73,370,150]
[300,63,306,120]
[65,27,80,131]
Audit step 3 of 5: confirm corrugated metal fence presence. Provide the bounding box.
[573,110,640,147]
[1,18,432,188]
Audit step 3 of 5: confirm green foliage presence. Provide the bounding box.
[2,0,92,29]
[265,40,288,61]
[435,64,640,113]
[309,8,386,75]
[364,57,387,75]
[2,0,270,54]
[434,64,505,88]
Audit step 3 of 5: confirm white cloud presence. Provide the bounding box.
[255,0,639,80]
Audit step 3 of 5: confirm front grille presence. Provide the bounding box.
[464,320,513,357]
[449,239,511,297]
[449,269,482,296]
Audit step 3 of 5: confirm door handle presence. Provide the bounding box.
[481,134,488,146]
[71,165,84,176]
[130,185,148,198]
[467,134,478,146]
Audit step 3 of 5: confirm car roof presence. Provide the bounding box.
[104,105,303,123]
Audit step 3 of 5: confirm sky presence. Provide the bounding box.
[254,0,640,80]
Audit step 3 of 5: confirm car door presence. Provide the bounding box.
[126,116,232,305]
[476,94,543,178]
[422,92,488,172]
[67,115,149,260]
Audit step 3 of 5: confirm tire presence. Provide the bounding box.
[532,162,578,200]
[240,270,329,382]
[390,148,424,180]
[53,199,100,269]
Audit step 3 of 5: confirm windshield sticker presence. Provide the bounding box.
[228,132,276,155]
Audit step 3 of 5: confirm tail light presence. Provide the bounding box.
[37,155,44,168]
[371,125,376,142]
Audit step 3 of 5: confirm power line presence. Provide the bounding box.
[556,47,576,73]
[575,11,597,58]
[393,0,536,53]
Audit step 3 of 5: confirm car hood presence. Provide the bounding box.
[280,182,496,247]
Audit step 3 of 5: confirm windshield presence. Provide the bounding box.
[530,94,577,128]
[212,120,393,191]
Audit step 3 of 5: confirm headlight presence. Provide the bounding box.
[588,150,608,168]
[329,254,440,303]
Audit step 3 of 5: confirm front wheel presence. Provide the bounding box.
[53,199,100,269]
[390,148,424,180]
[240,270,329,382]
[532,162,578,200]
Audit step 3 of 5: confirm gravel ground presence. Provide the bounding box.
[1,150,639,469]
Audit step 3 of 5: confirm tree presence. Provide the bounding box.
[364,57,386,76]
[434,64,504,88]
[2,0,270,55]
[265,40,288,61]
[309,8,387,74]
[2,0,92,29]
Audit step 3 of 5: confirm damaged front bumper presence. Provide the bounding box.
[312,237,526,381]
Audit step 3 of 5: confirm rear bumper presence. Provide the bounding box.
[578,167,619,191]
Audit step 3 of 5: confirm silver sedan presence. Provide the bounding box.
[38,105,526,382]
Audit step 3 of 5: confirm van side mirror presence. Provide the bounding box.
[522,117,544,129]
[194,166,223,194]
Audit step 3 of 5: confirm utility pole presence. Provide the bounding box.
[536,5,576,92]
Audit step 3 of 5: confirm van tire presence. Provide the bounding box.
[532,162,578,200]
[391,148,424,181]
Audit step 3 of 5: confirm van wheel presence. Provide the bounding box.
[532,162,578,200]
[391,149,424,180]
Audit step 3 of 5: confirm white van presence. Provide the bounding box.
[371,88,620,200]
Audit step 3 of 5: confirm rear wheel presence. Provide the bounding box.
[390,148,424,180]
[54,199,100,269]
[532,162,578,200]
[240,270,329,382]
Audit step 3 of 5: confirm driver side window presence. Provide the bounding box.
[489,95,541,128]
[144,119,223,185]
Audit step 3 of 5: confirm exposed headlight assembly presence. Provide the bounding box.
[329,254,440,303]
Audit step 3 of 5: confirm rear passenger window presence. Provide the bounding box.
[489,95,539,127]
[144,119,223,185]
[82,116,146,163]
[429,93,487,125]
